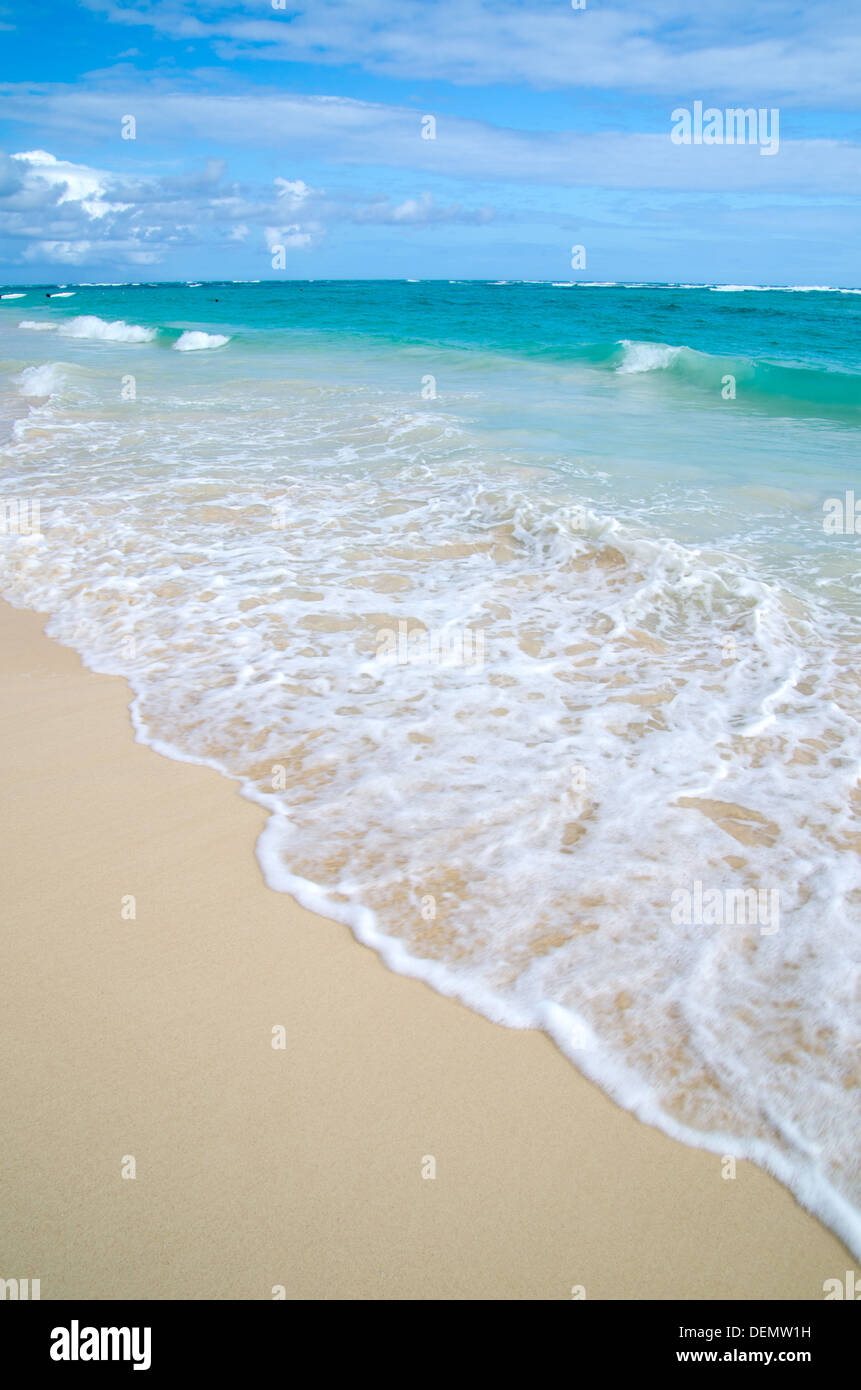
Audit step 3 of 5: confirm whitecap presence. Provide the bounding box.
[172,330,230,351]
[56,315,157,343]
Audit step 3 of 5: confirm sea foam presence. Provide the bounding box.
[172,330,230,351]
[57,315,157,343]
[16,363,65,397]
[616,339,682,373]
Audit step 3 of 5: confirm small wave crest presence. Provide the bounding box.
[58,315,157,343]
[18,315,156,342]
[615,340,682,374]
[605,338,861,415]
[173,330,231,351]
[711,283,861,294]
[15,363,65,397]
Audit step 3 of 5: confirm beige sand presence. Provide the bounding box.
[0,599,851,1299]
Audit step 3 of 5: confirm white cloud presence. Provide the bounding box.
[352,191,492,225]
[275,177,312,209]
[3,87,860,196]
[22,239,93,264]
[11,149,132,219]
[392,192,432,223]
[264,223,315,251]
[0,144,486,268]
[79,0,861,106]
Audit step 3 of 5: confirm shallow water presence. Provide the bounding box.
[1,280,859,1254]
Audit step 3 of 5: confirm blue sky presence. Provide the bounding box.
[1,0,860,282]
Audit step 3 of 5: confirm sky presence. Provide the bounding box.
[1,0,860,283]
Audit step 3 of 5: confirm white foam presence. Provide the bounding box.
[616,339,681,373]
[18,320,56,331]
[47,291,75,298]
[1,292,26,299]
[712,283,861,294]
[16,363,65,397]
[172,330,230,351]
[56,315,156,343]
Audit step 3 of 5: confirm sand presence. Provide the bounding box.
[0,599,851,1300]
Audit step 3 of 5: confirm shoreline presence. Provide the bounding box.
[0,598,852,1299]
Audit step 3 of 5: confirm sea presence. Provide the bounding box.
[1,279,859,1255]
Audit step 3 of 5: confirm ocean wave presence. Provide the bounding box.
[172,330,231,351]
[615,340,682,373]
[15,362,65,397]
[56,315,157,343]
[711,283,861,294]
[19,314,158,342]
[598,339,861,414]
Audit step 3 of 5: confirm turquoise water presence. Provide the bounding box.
[5,279,861,580]
[1,281,859,1255]
[7,277,861,376]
